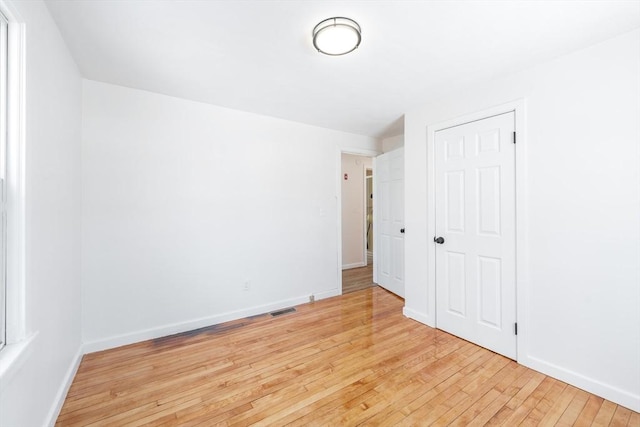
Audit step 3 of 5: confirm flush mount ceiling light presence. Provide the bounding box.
[312,17,361,56]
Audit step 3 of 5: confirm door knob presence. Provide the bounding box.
[400,228,405,234]
[434,236,445,244]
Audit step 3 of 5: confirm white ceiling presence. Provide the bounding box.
[45,0,640,138]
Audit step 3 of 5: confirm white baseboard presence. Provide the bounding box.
[520,355,640,412]
[46,346,83,427]
[402,307,435,328]
[83,294,326,354]
[313,288,341,300]
[401,306,639,411]
[342,262,366,270]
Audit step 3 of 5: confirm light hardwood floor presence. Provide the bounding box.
[57,287,639,426]
[342,254,374,294]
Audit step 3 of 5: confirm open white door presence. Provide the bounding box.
[375,148,404,297]
[434,112,517,359]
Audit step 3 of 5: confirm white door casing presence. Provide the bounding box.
[338,147,380,295]
[434,112,517,359]
[376,148,404,297]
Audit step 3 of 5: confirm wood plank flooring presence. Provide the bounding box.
[342,254,374,294]
[57,287,639,426]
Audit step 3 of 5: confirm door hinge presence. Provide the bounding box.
[513,131,516,144]
[514,323,518,335]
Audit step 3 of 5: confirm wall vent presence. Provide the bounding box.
[270,307,296,317]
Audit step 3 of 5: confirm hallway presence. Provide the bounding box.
[342,254,374,294]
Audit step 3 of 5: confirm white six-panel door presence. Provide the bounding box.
[376,148,404,297]
[434,112,516,359]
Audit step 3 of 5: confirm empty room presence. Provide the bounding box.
[0,0,638,425]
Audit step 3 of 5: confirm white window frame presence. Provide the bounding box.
[0,0,30,386]
[0,7,8,352]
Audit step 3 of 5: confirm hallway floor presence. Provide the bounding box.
[342,253,374,294]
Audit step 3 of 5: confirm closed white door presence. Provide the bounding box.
[434,112,516,359]
[376,148,404,297]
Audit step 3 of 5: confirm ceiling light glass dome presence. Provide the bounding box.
[312,17,361,56]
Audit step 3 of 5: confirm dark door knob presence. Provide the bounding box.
[434,236,445,244]
[400,228,405,234]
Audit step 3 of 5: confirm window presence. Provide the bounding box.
[0,3,26,363]
[0,10,8,351]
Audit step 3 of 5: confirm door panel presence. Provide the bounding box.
[375,148,404,297]
[477,167,501,235]
[378,166,391,281]
[445,251,466,316]
[392,236,404,281]
[435,112,516,359]
[478,255,502,328]
[445,170,465,232]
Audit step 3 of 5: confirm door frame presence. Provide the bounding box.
[365,169,373,266]
[336,148,380,295]
[426,99,528,361]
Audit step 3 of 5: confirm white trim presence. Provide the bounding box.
[372,157,377,284]
[361,165,368,266]
[312,287,340,301]
[513,102,529,364]
[365,170,373,268]
[83,293,322,353]
[0,331,35,392]
[336,150,342,294]
[45,346,83,427]
[0,9,8,351]
[402,307,433,327]
[1,2,25,346]
[425,116,436,326]
[342,262,365,270]
[424,99,527,359]
[340,148,379,158]
[520,355,640,412]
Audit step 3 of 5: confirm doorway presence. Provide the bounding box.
[340,153,375,294]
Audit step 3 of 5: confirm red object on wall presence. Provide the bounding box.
[344,173,348,180]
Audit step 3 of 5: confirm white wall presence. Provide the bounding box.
[404,29,640,411]
[0,1,82,426]
[341,154,372,268]
[382,134,404,152]
[82,80,379,350]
